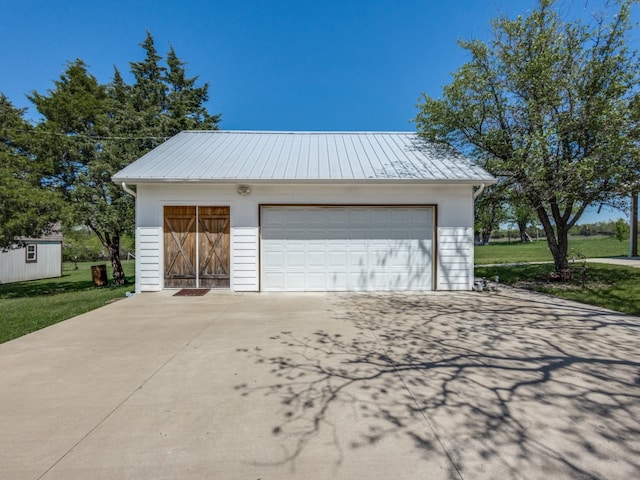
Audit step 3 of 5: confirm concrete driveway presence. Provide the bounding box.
[1,289,639,480]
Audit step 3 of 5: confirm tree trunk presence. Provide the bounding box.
[518,222,532,242]
[536,208,570,271]
[546,226,570,272]
[107,234,127,286]
[481,228,492,245]
[89,226,128,286]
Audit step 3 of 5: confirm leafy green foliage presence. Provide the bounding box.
[62,228,134,262]
[28,32,220,284]
[474,184,507,244]
[417,0,639,271]
[614,218,630,242]
[0,95,61,247]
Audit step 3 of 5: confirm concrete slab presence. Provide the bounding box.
[0,289,639,479]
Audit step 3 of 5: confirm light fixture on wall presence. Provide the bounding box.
[237,184,252,196]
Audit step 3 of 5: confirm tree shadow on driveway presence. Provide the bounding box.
[235,290,640,479]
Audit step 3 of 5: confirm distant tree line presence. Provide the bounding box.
[486,219,636,243]
[0,32,220,284]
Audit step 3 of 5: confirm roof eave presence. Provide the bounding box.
[112,177,497,186]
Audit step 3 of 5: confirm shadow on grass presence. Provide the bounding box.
[0,274,132,300]
[0,277,94,300]
[475,263,640,316]
[235,292,640,478]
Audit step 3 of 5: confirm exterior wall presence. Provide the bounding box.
[0,241,62,284]
[134,183,475,292]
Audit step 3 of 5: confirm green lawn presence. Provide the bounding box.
[475,235,632,265]
[475,235,640,316]
[475,263,640,316]
[0,261,134,344]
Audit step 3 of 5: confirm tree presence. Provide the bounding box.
[630,92,640,257]
[27,60,133,281]
[614,218,630,243]
[29,33,220,284]
[0,94,60,247]
[129,32,220,141]
[475,184,507,245]
[165,45,221,133]
[508,194,536,243]
[416,0,639,271]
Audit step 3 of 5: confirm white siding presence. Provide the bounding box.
[134,183,475,292]
[437,227,474,290]
[231,227,259,291]
[0,242,62,284]
[135,227,162,292]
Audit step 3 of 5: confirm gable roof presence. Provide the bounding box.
[112,131,495,185]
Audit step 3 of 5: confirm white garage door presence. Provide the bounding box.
[261,206,434,291]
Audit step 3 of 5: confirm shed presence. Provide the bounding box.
[0,230,63,284]
[113,131,495,293]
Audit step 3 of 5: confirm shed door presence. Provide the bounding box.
[261,206,434,291]
[198,206,230,288]
[164,206,230,288]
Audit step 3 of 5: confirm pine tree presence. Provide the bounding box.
[28,34,221,284]
[165,45,221,133]
[0,94,60,247]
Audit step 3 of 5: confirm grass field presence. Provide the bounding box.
[475,235,639,316]
[475,235,632,264]
[0,261,134,344]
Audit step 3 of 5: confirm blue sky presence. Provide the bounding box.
[0,0,635,223]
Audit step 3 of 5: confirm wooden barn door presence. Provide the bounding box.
[164,206,230,289]
[198,206,230,288]
[164,206,197,288]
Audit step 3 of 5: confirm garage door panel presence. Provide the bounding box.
[348,250,368,267]
[262,207,434,291]
[387,249,412,266]
[328,210,349,226]
[286,251,305,268]
[307,251,326,267]
[347,209,369,226]
[264,251,284,265]
[263,209,286,225]
[307,272,326,289]
[390,209,409,224]
[328,272,348,290]
[307,210,328,225]
[264,272,285,289]
[370,212,390,225]
[328,251,347,266]
[324,228,345,240]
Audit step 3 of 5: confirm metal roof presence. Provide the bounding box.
[112,131,496,185]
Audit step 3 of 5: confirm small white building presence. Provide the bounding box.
[113,131,495,293]
[0,231,63,284]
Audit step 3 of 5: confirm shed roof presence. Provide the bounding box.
[112,131,495,185]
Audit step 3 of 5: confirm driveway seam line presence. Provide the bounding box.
[36,299,236,480]
[353,295,465,480]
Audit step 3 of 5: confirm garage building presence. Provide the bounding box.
[112,131,495,293]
